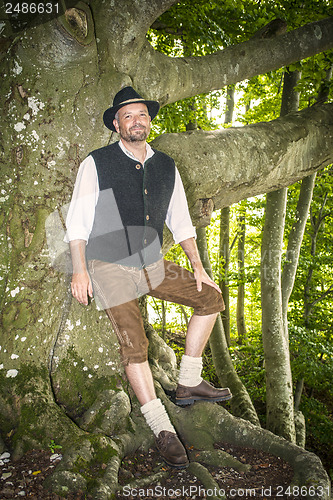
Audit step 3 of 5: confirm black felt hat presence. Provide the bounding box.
[103,86,160,131]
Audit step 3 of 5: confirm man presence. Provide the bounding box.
[66,86,232,468]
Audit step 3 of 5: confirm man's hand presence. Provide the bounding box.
[71,271,93,305]
[193,264,221,293]
[69,240,93,305]
[180,237,221,293]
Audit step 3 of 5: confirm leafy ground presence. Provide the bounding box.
[0,441,306,499]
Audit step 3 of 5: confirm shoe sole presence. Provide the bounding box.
[175,393,232,406]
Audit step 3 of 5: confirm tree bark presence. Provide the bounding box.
[261,188,296,441]
[236,208,247,344]
[261,70,301,442]
[152,103,333,225]
[218,85,235,345]
[134,17,333,104]
[219,207,231,346]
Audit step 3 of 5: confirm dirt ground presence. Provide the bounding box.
[0,441,307,499]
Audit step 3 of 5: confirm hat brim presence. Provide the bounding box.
[103,99,160,132]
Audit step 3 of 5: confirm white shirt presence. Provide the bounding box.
[65,141,196,245]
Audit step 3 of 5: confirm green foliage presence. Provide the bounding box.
[293,52,333,106]
[289,325,333,396]
[288,167,333,337]
[300,396,333,479]
[238,71,284,124]
[230,335,267,403]
[48,439,63,454]
[151,91,223,138]
[148,0,333,59]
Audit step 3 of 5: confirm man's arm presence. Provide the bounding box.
[69,239,93,305]
[180,237,221,293]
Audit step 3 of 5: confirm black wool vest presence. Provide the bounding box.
[86,142,176,268]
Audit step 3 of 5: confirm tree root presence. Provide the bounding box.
[77,389,132,435]
[30,397,331,499]
[3,358,328,499]
[188,449,250,473]
[45,396,155,499]
[117,468,169,492]
[188,462,225,500]
[91,455,122,499]
[168,401,331,500]
[43,434,120,497]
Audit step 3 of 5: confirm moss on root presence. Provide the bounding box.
[52,345,121,420]
[0,363,83,458]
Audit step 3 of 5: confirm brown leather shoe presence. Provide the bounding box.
[155,431,189,468]
[175,379,232,406]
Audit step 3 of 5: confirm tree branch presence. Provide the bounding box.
[152,103,333,223]
[309,284,333,308]
[150,20,183,36]
[133,17,333,105]
[90,0,179,75]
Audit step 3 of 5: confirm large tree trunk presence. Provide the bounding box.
[261,70,301,442]
[218,84,235,345]
[219,207,231,346]
[261,187,296,441]
[236,205,247,344]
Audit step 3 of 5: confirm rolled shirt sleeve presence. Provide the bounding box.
[165,167,196,244]
[64,155,99,243]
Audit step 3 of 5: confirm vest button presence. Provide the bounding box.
[136,164,141,170]
[146,215,150,221]
[144,188,148,195]
[144,239,147,245]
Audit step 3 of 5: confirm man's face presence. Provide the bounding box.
[113,103,151,143]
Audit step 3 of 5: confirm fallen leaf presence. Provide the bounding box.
[1,472,12,480]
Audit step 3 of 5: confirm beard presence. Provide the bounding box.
[119,124,150,142]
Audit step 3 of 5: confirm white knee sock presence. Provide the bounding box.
[140,398,176,437]
[178,354,203,387]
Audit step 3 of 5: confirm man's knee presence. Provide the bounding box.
[194,285,225,316]
[120,338,149,365]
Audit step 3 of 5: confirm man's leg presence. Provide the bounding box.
[184,313,218,357]
[148,260,232,405]
[176,313,232,405]
[124,360,186,467]
[124,361,188,468]
[106,324,188,467]
[88,260,188,467]
[125,360,156,405]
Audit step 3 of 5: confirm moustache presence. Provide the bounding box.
[130,125,145,131]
